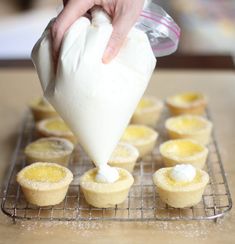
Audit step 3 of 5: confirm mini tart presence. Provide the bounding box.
[166,92,207,116]
[24,137,74,166]
[131,96,163,127]
[80,167,134,208]
[165,115,212,145]
[153,167,209,208]
[108,142,139,173]
[16,162,73,206]
[121,125,158,157]
[36,117,77,144]
[29,97,58,121]
[159,139,208,169]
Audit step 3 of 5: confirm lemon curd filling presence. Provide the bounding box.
[31,98,54,110]
[172,93,203,106]
[112,145,131,158]
[26,141,65,153]
[45,120,70,132]
[163,140,203,157]
[122,126,150,140]
[23,165,66,183]
[171,117,205,132]
[137,98,154,110]
[166,169,201,187]
[38,98,51,107]
[108,143,139,172]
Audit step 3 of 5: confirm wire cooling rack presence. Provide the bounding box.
[1,108,232,223]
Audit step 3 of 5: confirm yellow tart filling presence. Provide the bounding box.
[26,140,68,154]
[170,92,204,106]
[38,98,52,107]
[122,125,154,141]
[136,98,155,111]
[31,97,54,110]
[109,143,139,165]
[23,165,66,183]
[44,120,70,132]
[168,116,208,133]
[161,140,204,158]
[111,144,133,158]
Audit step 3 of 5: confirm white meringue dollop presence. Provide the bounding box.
[170,164,196,182]
[95,164,119,183]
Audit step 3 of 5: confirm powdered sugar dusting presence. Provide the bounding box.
[15,214,232,240]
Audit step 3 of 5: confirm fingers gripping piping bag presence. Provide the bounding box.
[31,1,180,183]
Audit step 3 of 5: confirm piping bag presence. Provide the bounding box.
[31,1,180,171]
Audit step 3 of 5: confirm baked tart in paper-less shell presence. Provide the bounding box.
[153,165,209,208]
[166,92,207,116]
[131,96,163,127]
[29,97,58,121]
[121,125,158,157]
[17,162,73,206]
[159,139,208,169]
[24,137,74,166]
[108,142,139,173]
[165,115,213,145]
[80,167,134,208]
[36,117,78,144]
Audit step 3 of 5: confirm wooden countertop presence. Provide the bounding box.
[0,68,235,244]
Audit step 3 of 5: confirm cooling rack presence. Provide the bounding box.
[1,109,232,223]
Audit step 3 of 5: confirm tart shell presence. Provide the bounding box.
[80,167,134,208]
[121,125,158,157]
[165,115,213,145]
[30,97,58,121]
[17,162,73,206]
[36,118,78,144]
[153,167,209,208]
[131,97,163,127]
[108,143,139,173]
[166,92,207,116]
[24,137,74,166]
[159,139,208,169]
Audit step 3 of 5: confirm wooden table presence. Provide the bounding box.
[0,68,235,244]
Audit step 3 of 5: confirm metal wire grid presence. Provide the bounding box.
[1,109,232,223]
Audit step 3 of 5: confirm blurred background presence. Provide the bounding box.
[0,0,235,60]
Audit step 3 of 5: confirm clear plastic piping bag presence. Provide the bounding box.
[135,0,181,57]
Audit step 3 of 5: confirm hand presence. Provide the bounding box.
[51,0,144,68]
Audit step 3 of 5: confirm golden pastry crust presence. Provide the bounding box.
[121,125,158,157]
[80,167,134,208]
[108,142,139,173]
[153,167,209,208]
[36,117,78,144]
[159,139,208,169]
[29,97,58,121]
[131,96,163,127]
[166,92,207,116]
[24,137,74,166]
[165,115,213,145]
[17,162,73,206]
